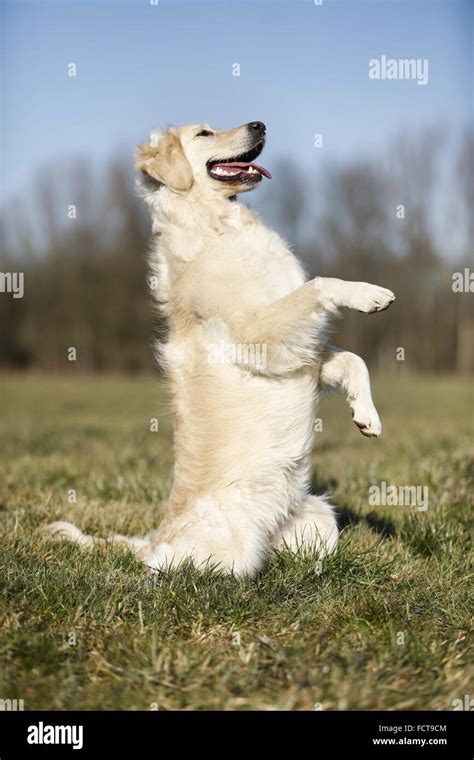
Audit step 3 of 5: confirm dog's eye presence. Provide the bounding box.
[196,130,213,137]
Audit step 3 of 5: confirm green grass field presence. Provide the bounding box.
[0,373,472,711]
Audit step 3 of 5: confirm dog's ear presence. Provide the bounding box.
[135,131,193,193]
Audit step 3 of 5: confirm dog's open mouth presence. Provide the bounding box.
[207,140,272,183]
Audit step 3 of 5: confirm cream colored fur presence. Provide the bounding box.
[46,123,395,577]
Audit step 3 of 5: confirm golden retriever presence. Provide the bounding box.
[47,121,395,577]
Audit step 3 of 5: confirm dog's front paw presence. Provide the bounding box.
[351,398,382,437]
[350,284,395,314]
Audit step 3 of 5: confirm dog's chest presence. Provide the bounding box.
[206,223,305,303]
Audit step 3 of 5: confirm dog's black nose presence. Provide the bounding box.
[248,121,266,135]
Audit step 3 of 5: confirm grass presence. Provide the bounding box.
[0,372,472,711]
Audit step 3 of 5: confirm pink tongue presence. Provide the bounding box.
[214,162,272,179]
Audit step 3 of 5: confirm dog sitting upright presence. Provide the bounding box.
[48,121,395,576]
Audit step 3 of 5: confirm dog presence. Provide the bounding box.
[47,121,395,577]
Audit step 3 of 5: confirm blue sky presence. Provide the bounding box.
[0,0,472,205]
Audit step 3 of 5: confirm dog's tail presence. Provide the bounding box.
[43,521,150,557]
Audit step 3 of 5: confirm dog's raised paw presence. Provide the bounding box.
[351,284,396,314]
[351,400,382,437]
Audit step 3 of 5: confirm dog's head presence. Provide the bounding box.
[136,121,271,197]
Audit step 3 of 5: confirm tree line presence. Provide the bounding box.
[0,127,472,374]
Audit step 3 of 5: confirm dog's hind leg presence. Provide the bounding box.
[319,345,382,437]
[44,521,98,547]
[44,521,150,557]
[270,494,339,557]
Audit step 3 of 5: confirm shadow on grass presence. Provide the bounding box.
[309,474,396,539]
